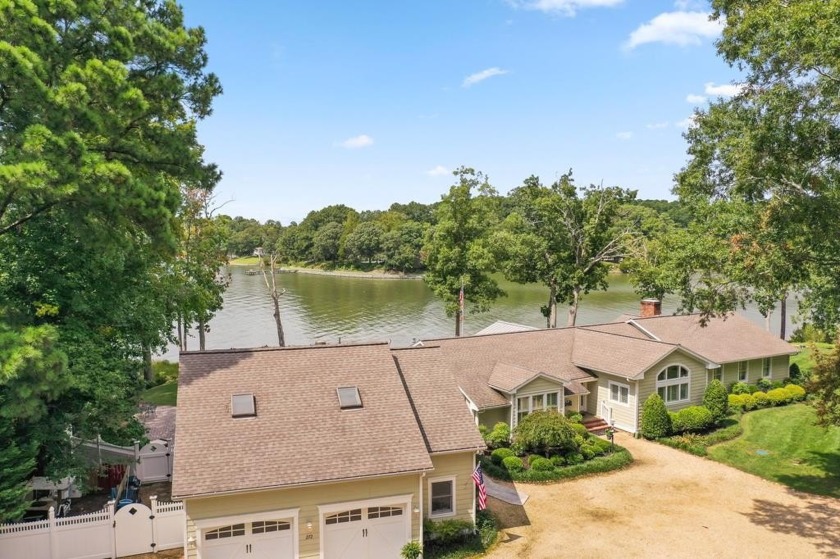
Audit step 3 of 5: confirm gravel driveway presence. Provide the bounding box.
[485,432,840,558]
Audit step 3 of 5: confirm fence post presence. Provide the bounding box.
[150,495,158,554]
[48,506,57,559]
[133,441,141,479]
[108,499,117,559]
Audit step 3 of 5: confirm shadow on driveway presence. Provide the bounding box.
[746,497,840,558]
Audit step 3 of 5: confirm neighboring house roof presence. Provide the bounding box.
[475,320,538,336]
[392,346,486,454]
[173,343,437,499]
[427,329,595,410]
[627,313,798,364]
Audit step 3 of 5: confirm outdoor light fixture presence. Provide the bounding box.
[306,521,313,531]
[413,506,420,514]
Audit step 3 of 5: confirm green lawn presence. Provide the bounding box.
[708,404,840,497]
[790,342,834,374]
[141,382,177,406]
[229,256,261,266]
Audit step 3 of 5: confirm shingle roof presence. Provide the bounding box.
[572,328,682,380]
[427,329,595,410]
[487,362,548,393]
[172,343,434,499]
[629,313,798,364]
[393,346,486,454]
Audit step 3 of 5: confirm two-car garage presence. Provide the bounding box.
[196,495,412,559]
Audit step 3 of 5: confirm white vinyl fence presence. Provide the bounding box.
[0,496,184,559]
[79,438,174,483]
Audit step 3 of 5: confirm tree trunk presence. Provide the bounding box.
[780,296,787,340]
[272,293,285,347]
[183,324,189,351]
[455,310,462,337]
[142,345,153,384]
[547,283,558,328]
[177,315,183,351]
[567,287,581,327]
[198,316,206,351]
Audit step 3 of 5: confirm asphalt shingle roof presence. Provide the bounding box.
[172,343,435,499]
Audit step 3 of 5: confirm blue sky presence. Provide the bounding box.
[179,0,741,224]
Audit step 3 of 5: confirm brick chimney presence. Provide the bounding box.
[640,298,662,318]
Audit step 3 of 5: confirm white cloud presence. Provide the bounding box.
[676,115,697,128]
[673,0,705,9]
[462,67,509,88]
[508,0,623,16]
[686,93,707,104]
[340,134,374,149]
[616,131,633,140]
[426,165,450,177]
[704,82,744,97]
[646,121,669,129]
[624,11,722,50]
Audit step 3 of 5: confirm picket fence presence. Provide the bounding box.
[0,496,185,559]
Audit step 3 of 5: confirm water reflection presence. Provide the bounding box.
[160,267,798,360]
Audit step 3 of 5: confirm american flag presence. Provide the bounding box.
[472,463,487,510]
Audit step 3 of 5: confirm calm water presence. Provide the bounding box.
[162,267,798,359]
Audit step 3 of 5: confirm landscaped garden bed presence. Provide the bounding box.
[414,509,498,559]
[478,411,632,483]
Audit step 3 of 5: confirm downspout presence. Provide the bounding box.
[418,472,425,544]
[471,454,477,524]
[634,380,641,434]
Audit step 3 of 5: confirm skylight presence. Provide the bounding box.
[337,387,362,409]
[231,394,256,418]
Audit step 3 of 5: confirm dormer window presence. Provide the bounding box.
[337,387,362,409]
[231,394,256,418]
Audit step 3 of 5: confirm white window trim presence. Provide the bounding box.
[762,358,772,378]
[428,475,457,519]
[608,381,630,407]
[656,364,691,405]
[513,390,563,426]
[194,507,300,559]
[738,361,749,382]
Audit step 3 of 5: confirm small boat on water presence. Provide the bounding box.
[245,269,259,276]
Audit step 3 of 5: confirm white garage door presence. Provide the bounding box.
[201,518,295,559]
[323,504,407,559]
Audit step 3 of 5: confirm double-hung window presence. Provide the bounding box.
[738,362,748,382]
[429,476,456,518]
[762,358,771,378]
[609,382,629,405]
[657,365,690,404]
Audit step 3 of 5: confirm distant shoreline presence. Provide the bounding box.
[228,259,423,280]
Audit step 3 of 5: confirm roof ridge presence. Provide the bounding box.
[180,341,391,356]
[576,326,678,347]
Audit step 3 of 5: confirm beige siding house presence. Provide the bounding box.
[431,304,797,435]
[173,343,484,559]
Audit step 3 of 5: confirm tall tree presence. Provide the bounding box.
[260,253,286,347]
[0,0,220,519]
[498,172,637,327]
[423,167,504,336]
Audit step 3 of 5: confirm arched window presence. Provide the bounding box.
[657,365,690,404]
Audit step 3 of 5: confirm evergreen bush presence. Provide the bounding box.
[483,422,511,449]
[670,406,714,434]
[703,379,729,423]
[502,455,524,473]
[490,448,514,465]
[512,410,576,456]
[640,393,672,439]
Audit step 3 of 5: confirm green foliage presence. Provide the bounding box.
[481,447,632,483]
[784,384,806,402]
[483,422,511,449]
[512,410,576,456]
[752,391,769,408]
[670,406,714,434]
[423,518,473,545]
[549,455,566,467]
[790,324,834,344]
[808,341,840,426]
[0,410,37,523]
[766,388,791,406]
[565,411,583,423]
[423,510,497,559]
[400,540,422,559]
[501,455,524,473]
[570,423,589,438]
[789,362,802,382]
[657,416,743,457]
[566,452,584,465]
[640,393,672,439]
[423,167,505,334]
[495,172,638,327]
[152,361,179,386]
[703,379,729,424]
[140,382,177,407]
[756,378,773,392]
[490,447,514,465]
[730,382,751,395]
[529,457,554,471]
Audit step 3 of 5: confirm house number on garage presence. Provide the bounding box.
[305,534,313,540]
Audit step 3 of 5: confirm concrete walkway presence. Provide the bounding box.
[484,475,529,505]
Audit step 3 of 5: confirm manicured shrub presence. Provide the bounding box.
[502,455,524,473]
[490,448,514,465]
[566,411,584,423]
[731,382,750,395]
[784,384,806,401]
[483,422,511,449]
[592,437,612,453]
[424,518,473,545]
[742,394,756,411]
[772,380,785,389]
[550,455,566,467]
[703,379,729,423]
[512,410,576,456]
[752,391,769,408]
[789,362,802,382]
[728,393,746,412]
[580,445,595,460]
[566,452,584,465]
[530,457,554,471]
[640,393,672,439]
[767,388,791,406]
[571,423,589,438]
[528,454,544,467]
[670,406,714,434]
[756,378,773,392]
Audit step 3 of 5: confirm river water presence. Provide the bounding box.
[163,267,798,359]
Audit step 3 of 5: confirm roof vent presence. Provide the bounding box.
[231,394,256,418]
[336,387,362,409]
